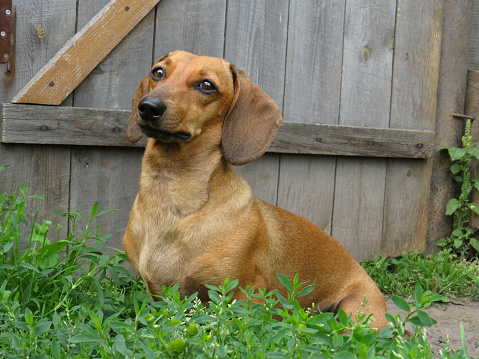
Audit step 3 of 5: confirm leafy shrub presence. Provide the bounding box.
[0,165,473,358]
[438,119,479,260]
[362,250,479,300]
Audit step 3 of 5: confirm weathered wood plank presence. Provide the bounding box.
[11,0,160,105]
[1,104,435,158]
[0,0,77,103]
[225,0,288,205]
[425,0,472,247]
[332,0,396,261]
[154,0,227,58]
[468,0,479,70]
[276,154,337,232]
[466,70,479,227]
[68,0,156,258]
[382,0,443,256]
[278,0,345,237]
[0,0,76,241]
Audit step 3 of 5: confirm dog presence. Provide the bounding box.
[123,50,387,331]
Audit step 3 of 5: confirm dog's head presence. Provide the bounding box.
[126,51,282,166]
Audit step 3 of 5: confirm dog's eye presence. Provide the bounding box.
[151,67,165,81]
[196,80,217,94]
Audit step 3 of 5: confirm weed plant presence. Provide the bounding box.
[0,165,474,358]
[362,250,479,300]
[439,119,479,260]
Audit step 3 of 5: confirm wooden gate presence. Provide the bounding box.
[1,0,472,262]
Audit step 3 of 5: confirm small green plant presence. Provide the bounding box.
[0,165,475,358]
[439,119,479,259]
[362,250,479,299]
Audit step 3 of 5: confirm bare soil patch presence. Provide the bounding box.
[386,298,479,358]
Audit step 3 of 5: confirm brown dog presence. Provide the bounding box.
[123,51,387,330]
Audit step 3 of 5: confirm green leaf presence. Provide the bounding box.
[470,147,479,159]
[34,320,52,336]
[68,334,100,343]
[277,273,293,293]
[450,163,462,174]
[208,290,221,303]
[297,283,316,298]
[447,147,467,161]
[334,351,356,359]
[24,307,34,327]
[469,204,479,215]
[225,278,239,293]
[90,202,99,219]
[415,283,424,303]
[417,310,436,327]
[337,308,349,325]
[445,198,462,216]
[51,341,61,359]
[454,238,463,248]
[392,295,410,312]
[93,277,104,307]
[470,237,479,252]
[308,312,334,325]
[265,352,288,358]
[436,238,448,247]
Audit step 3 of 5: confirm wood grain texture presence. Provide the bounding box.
[1,0,77,102]
[276,154,336,234]
[0,0,76,240]
[11,0,160,105]
[425,0,473,250]
[468,0,479,70]
[466,70,479,227]
[331,159,387,261]
[69,147,144,258]
[68,0,156,255]
[278,0,345,237]
[1,104,435,158]
[382,0,443,256]
[332,0,396,261]
[224,0,288,205]
[154,0,226,58]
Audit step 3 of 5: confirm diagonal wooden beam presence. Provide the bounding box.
[12,0,160,105]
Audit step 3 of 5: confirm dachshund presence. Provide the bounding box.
[123,50,387,331]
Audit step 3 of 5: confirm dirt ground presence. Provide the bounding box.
[386,298,479,358]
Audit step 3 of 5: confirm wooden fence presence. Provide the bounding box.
[0,0,475,262]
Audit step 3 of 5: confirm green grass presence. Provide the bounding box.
[362,250,479,300]
[0,165,475,358]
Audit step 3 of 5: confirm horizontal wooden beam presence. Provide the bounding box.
[1,104,435,158]
[11,0,160,105]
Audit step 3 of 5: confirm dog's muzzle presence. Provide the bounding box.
[137,96,191,141]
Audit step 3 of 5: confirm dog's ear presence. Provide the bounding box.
[222,66,283,166]
[126,75,149,143]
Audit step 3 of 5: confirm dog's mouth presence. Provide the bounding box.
[139,125,191,142]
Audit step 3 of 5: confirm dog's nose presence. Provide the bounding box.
[138,97,167,122]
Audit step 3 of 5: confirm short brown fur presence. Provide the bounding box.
[123,51,387,331]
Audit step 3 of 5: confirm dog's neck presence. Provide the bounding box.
[139,135,236,216]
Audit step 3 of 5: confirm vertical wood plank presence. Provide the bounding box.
[277,154,336,233]
[69,0,155,253]
[0,0,75,238]
[331,0,395,261]
[224,0,288,205]
[382,0,443,256]
[0,144,70,238]
[425,0,472,250]
[468,0,479,70]
[154,0,227,58]
[332,159,387,260]
[278,0,345,232]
